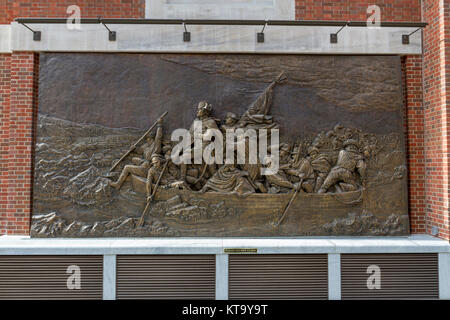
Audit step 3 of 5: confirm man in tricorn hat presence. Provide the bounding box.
[180,101,220,185]
[189,101,219,138]
[317,139,366,193]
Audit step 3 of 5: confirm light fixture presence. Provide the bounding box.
[330,22,348,44]
[257,22,267,43]
[19,22,41,41]
[99,17,116,41]
[183,22,191,42]
[402,27,422,45]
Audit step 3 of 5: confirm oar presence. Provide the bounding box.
[110,111,168,172]
[276,179,303,226]
[137,160,169,227]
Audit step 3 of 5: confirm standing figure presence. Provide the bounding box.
[180,101,220,185]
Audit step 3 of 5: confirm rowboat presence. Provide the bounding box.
[127,174,364,229]
[129,173,362,203]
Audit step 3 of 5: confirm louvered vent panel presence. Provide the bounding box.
[229,254,328,300]
[341,253,439,300]
[0,255,103,300]
[116,255,215,300]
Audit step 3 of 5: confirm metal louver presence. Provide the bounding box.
[0,255,103,300]
[341,253,439,299]
[116,255,215,299]
[229,254,328,300]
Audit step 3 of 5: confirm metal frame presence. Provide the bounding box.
[98,18,117,42]
[18,22,41,41]
[402,27,423,45]
[330,23,348,44]
[14,18,427,28]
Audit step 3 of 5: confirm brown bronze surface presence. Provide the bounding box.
[32,53,409,237]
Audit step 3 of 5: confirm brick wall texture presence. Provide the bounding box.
[0,1,449,240]
[0,54,11,235]
[295,0,422,22]
[0,0,145,24]
[421,0,450,240]
[403,55,426,235]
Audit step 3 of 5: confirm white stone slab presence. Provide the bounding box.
[146,0,295,20]
[10,22,422,55]
[439,253,450,299]
[329,236,450,253]
[221,238,335,254]
[103,255,116,300]
[328,253,341,300]
[0,236,448,255]
[215,254,228,300]
[0,25,11,53]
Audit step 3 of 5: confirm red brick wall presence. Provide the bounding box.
[1,1,448,240]
[295,0,421,22]
[3,52,38,235]
[403,56,426,234]
[0,54,11,235]
[0,0,145,24]
[422,0,450,240]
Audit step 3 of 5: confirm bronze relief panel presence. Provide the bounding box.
[32,53,409,237]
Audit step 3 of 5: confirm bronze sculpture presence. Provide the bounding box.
[109,118,164,190]
[317,139,366,194]
[104,74,373,227]
[31,53,409,237]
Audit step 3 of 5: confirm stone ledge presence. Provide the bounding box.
[0,25,11,53]
[0,235,448,255]
[9,22,422,55]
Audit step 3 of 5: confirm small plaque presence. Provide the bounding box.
[224,248,258,254]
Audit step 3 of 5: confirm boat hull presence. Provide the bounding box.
[125,174,396,237]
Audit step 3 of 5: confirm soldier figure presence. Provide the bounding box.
[146,154,165,202]
[180,101,220,185]
[285,146,317,193]
[109,119,163,190]
[309,147,332,192]
[264,156,301,193]
[220,112,239,134]
[317,139,366,193]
